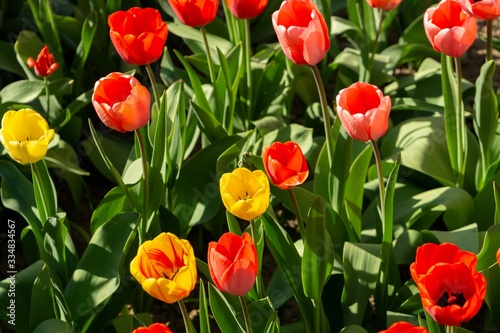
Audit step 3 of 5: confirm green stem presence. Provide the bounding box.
[446,325,457,333]
[288,188,306,240]
[486,19,493,62]
[454,56,466,188]
[44,77,51,121]
[370,140,385,222]
[178,299,196,333]
[88,119,135,210]
[310,65,335,166]
[145,63,160,109]
[135,129,149,244]
[244,19,253,121]
[239,296,253,333]
[250,219,264,299]
[365,9,385,83]
[201,26,217,85]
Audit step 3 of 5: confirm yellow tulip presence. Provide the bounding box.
[219,167,270,221]
[0,109,55,165]
[130,232,197,304]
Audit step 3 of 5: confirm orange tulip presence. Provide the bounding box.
[133,323,173,333]
[497,247,500,267]
[130,232,197,304]
[26,45,58,77]
[208,232,258,296]
[92,72,150,133]
[423,0,477,58]
[366,0,402,10]
[336,82,391,142]
[108,7,168,65]
[262,141,309,190]
[379,322,428,333]
[226,0,268,19]
[167,0,219,26]
[458,0,500,20]
[272,0,330,65]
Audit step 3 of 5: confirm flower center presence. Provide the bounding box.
[436,290,466,308]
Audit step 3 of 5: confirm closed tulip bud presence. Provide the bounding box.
[133,323,173,333]
[219,167,270,221]
[366,0,402,11]
[336,82,391,142]
[0,109,55,165]
[167,0,219,27]
[208,232,258,296]
[379,322,429,333]
[458,0,500,20]
[108,7,168,65]
[423,0,477,58]
[26,45,59,77]
[262,141,309,190]
[130,233,197,304]
[226,0,268,19]
[92,72,151,133]
[272,0,330,66]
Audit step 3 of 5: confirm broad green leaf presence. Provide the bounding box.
[90,186,134,233]
[191,102,228,143]
[483,264,500,328]
[247,298,278,332]
[339,325,369,333]
[167,81,187,181]
[476,224,500,272]
[33,319,74,333]
[266,265,294,309]
[111,313,153,332]
[64,212,138,319]
[495,181,500,224]
[32,160,58,223]
[72,10,98,80]
[0,41,25,77]
[45,140,89,176]
[423,223,478,253]
[208,283,245,333]
[302,196,333,300]
[14,31,47,80]
[0,80,45,111]
[29,265,56,332]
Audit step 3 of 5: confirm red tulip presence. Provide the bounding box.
[108,7,168,65]
[262,141,309,190]
[167,0,219,26]
[458,0,500,20]
[226,0,268,19]
[272,0,330,65]
[208,232,258,296]
[366,0,402,10]
[26,45,58,77]
[423,0,477,58]
[133,323,173,333]
[92,72,151,133]
[410,242,478,284]
[417,262,486,326]
[497,247,500,267]
[335,82,391,142]
[379,321,428,333]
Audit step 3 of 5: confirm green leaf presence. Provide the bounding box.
[476,224,500,272]
[424,223,479,253]
[32,160,58,223]
[302,196,333,300]
[191,102,228,143]
[483,264,500,328]
[0,80,45,111]
[72,10,98,79]
[0,41,25,77]
[495,181,500,224]
[90,186,134,233]
[168,22,233,57]
[45,140,90,176]
[64,212,138,319]
[247,298,277,332]
[29,265,56,332]
[208,283,245,333]
[33,319,74,333]
[167,81,188,181]
[111,313,153,332]
[199,280,211,333]
[339,325,369,333]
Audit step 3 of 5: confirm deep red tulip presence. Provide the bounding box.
[366,0,402,10]
[167,0,219,26]
[458,0,500,20]
[410,242,478,284]
[336,82,391,142]
[92,72,151,133]
[108,7,168,65]
[262,141,309,190]
[379,321,429,333]
[226,0,268,19]
[423,0,477,58]
[208,232,258,296]
[26,45,58,77]
[272,0,330,65]
[133,323,173,333]
[417,262,486,326]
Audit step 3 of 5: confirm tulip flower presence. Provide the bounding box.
[0,109,55,165]
[423,0,477,58]
[379,321,429,333]
[219,167,270,221]
[167,0,219,27]
[208,232,258,296]
[92,72,151,133]
[272,0,330,66]
[26,45,59,77]
[108,7,168,65]
[458,0,500,20]
[130,232,197,304]
[336,82,391,142]
[410,242,478,284]
[262,141,309,190]
[366,0,402,11]
[416,262,486,326]
[133,323,173,333]
[226,0,268,19]
[497,247,500,267]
